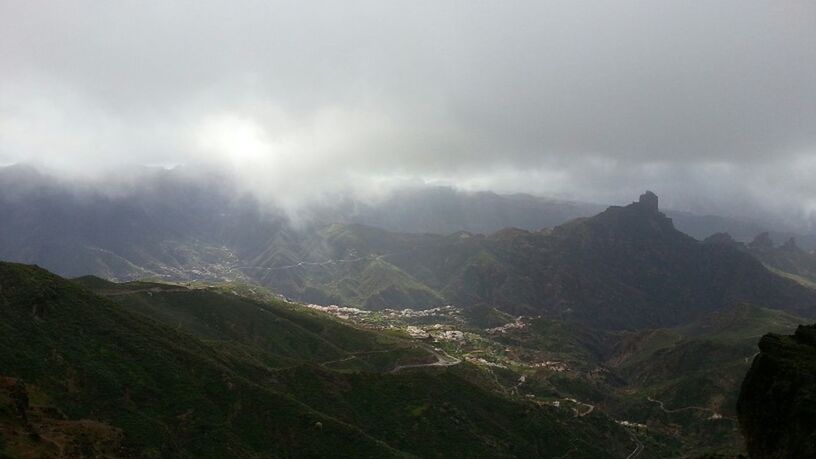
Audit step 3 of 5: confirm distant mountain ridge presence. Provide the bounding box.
[241,192,816,329]
[2,166,816,330]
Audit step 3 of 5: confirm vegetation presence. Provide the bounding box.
[0,262,641,458]
[248,194,816,330]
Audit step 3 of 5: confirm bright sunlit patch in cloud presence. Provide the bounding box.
[196,114,273,165]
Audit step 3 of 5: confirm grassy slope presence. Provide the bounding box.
[77,278,425,372]
[0,262,405,458]
[1,262,637,458]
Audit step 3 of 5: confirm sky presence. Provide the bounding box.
[1,1,815,225]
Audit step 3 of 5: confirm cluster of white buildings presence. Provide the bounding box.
[405,326,430,339]
[531,360,568,372]
[381,305,460,318]
[465,355,507,368]
[486,317,526,334]
[304,304,371,320]
[616,420,647,430]
[433,329,465,341]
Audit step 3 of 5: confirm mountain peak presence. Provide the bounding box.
[703,232,738,246]
[781,237,802,252]
[749,232,774,250]
[637,191,659,212]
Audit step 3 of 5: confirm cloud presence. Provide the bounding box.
[1,1,815,224]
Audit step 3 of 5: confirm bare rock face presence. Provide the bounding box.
[637,191,659,212]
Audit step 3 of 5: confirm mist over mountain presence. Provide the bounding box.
[3,167,815,331]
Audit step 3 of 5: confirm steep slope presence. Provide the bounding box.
[367,192,815,328]
[0,262,401,458]
[738,324,816,458]
[502,193,816,328]
[75,278,428,372]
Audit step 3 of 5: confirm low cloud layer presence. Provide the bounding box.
[1,1,815,225]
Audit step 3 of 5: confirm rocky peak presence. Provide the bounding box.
[636,191,659,212]
[703,232,738,246]
[749,232,774,250]
[554,191,680,243]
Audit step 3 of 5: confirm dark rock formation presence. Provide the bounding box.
[637,190,659,212]
[738,325,816,458]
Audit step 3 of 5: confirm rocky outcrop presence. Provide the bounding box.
[738,325,816,458]
[637,190,659,212]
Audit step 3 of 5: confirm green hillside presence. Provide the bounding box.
[0,262,638,458]
[74,278,425,371]
[0,262,399,458]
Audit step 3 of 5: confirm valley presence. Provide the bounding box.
[299,299,803,457]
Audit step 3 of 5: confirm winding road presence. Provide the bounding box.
[647,396,735,421]
[562,397,595,417]
[320,349,395,367]
[390,347,461,373]
[625,431,644,459]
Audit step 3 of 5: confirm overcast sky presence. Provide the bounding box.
[1,1,815,223]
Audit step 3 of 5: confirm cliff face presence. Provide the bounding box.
[738,325,816,458]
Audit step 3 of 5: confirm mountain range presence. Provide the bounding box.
[3,165,816,331]
[241,192,816,329]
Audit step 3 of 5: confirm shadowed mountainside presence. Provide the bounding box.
[3,167,815,330]
[253,192,816,329]
[738,324,816,458]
